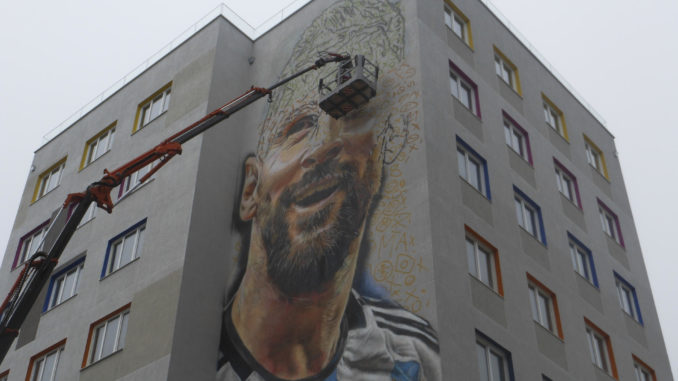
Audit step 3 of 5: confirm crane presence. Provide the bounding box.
[0,52,378,363]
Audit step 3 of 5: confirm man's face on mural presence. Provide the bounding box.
[247,104,385,296]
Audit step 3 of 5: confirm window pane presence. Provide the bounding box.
[478,249,492,286]
[450,74,459,98]
[40,351,57,381]
[120,233,136,267]
[102,316,120,358]
[529,287,539,322]
[457,150,467,179]
[452,16,464,39]
[468,158,480,190]
[51,277,63,307]
[32,358,44,381]
[515,199,524,227]
[63,270,77,300]
[136,228,145,257]
[511,130,522,156]
[163,90,171,112]
[150,96,163,120]
[495,58,502,76]
[477,344,490,381]
[110,241,122,272]
[92,325,105,361]
[504,124,512,147]
[466,239,477,277]
[118,312,129,350]
[490,351,505,381]
[538,293,552,330]
[524,207,535,235]
[459,83,471,109]
[444,8,452,28]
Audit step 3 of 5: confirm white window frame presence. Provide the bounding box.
[476,340,510,381]
[105,225,145,276]
[85,127,115,166]
[494,55,515,89]
[29,347,63,381]
[528,284,554,332]
[585,142,604,172]
[569,241,592,283]
[457,147,484,194]
[634,362,653,381]
[37,162,65,199]
[543,101,564,136]
[78,202,97,227]
[586,327,611,374]
[450,71,475,111]
[555,167,576,203]
[515,196,539,240]
[616,279,638,321]
[48,262,84,310]
[503,119,528,161]
[140,88,171,128]
[119,161,156,199]
[444,4,467,43]
[18,224,49,266]
[599,206,620,243]
[466,236,494,289]
[89,310,130,364]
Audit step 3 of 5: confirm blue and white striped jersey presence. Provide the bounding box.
[217,290,440,381]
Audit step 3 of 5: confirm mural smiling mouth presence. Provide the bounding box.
[294,178,341,208]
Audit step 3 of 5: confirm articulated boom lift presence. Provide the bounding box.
[0,52,378,364]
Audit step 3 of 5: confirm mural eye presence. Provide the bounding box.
[285,115,317,137]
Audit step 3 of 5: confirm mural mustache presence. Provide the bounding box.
[260,157,373,296]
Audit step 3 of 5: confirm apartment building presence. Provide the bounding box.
[0,0,671,380]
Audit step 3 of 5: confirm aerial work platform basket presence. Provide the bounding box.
[318,55,379,119]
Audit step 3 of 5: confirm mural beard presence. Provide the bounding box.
[259,159,373,297]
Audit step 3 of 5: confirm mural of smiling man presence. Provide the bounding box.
[218,1,441,380]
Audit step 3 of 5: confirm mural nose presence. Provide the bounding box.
[301,140,343,168]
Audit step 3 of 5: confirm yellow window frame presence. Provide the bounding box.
[32,156,67,202]
[132,82,172,133]
[80,121,117,170]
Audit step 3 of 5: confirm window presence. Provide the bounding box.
[476,330,514,381]
[134,83,171,131]
[502,111,532,164]
[26,340,66,381]
[554,159,581,207]
[632,355,656,381]
[449,60,481,117]
[542,376,553,381]
[598,199,624,246]
[444,1,472,47]
[494,47,521,94]
[78,202,97,227]
[584,135,609,178]
[43,257,85,312]
[614,272,643,324]
[568,233,599,287]
[0,370,8,381]
[83,304,130,366]
[513,186,546,244]
[527,273,564,338]
[118,161,157,199]
[542,94,568,139]
[457,137,491,198]
[81,122,116,168]
[33,157,67,201]
[585,318,618,378]
[465,226,503,295]
[102,220,146,278]
[14,220,50,269]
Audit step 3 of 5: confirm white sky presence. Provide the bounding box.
[0,0,675,376]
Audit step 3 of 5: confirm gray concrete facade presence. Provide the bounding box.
[0,0,672,380]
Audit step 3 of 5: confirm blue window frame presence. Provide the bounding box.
[101,219,146,278]
[613,272,643,325]
[43,256,86,312]
[567,232,599,288]
[456,136,491,199]
[513,186,546,245]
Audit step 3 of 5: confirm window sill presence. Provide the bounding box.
[43,294,78,315]
[589,164,610,183]
[452,97,481,120]
[559,193,582,210]
[132,111,167,136]
[31,185,60,205]
[518,226,546,247]
[574,272,598,289]
[468,273,502,298]
[622,311,643,327]
[604,234,625,251]
[507,146,532,167]
[459,177,488,200]
[116,178,154,205]
[81,348,124,371]
[592,364,616,380]
[100,256,140,281]
[79,150,111,172]
[533,320,563,342]
[446,27,473,51]
[546,125,569,143]
[498,77,522,98]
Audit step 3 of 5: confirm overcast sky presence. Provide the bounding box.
[0,0,675,376]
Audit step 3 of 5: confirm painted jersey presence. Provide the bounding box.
[217,290,440,381]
